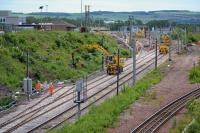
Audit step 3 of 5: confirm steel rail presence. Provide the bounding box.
[131,88,200,133]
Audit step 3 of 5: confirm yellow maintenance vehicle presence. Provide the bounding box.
[159,34,170,54]
[106,54,125,75]
[135,29,145,38]
[72,44,125,75]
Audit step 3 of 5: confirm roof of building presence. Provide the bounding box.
[38,21,76,28]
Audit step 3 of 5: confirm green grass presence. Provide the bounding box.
[183,100,200,133]
[169,114,192,133]
[189,62,200,83]
[0,96,14,107]
[0,30,129,91]
[188,33,200,43]
[51,69,163,133]
[170,63,200,133]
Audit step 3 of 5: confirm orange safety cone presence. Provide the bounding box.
[48,83,54,96]
[36,81,42,92]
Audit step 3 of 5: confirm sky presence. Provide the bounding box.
[0,0,200,13]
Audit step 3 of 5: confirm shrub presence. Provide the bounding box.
[0,96,13,107]
[0,30,128,92]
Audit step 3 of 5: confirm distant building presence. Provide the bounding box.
[0,10,26,32]
[37,21,77,31]
[0,10,26,25]
[91,27,109,32]
[18,21,77,31]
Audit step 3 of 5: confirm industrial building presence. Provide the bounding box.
[37,21,77,31]
[0,10,26,32]
[17,21,77,31]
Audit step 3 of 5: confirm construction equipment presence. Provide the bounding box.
[161,34,170,46]
[136,29,145,38]
[72,44,125,75]
[159,45,168,54]
[159,34,170,54]
[106,54,125,75]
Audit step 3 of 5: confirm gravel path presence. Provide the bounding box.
[107,46,200,133]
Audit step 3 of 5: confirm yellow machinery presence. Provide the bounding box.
[136,29,145,38]
[106,55,125,75]
[73,44,125,75]
[159,34,170,54]
[161,35,170,46]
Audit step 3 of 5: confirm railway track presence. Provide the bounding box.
[29,54,168,133]
[131,87,200,133]
[0,49,154,121]
[0,50,155,128]
[0,49,166,133]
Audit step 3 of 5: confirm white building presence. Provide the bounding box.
[0,10,26,25]
[0,10,26,31]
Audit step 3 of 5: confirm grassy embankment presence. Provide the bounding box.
[0,30,129,93]
[51,68,163,133]
[187,33,200,43]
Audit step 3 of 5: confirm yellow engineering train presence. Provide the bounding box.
[72,44,125,75]
[159,34,170,54]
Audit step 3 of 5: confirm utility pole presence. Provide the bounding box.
[26,51,30,101]
[155,38,158,69]
[117,49,120,95]
[129,16,136,85]
[180,31,183,51]
[132,34,136,85]
[101,36,105,71]
[169,26,172,62]
[185,28,187,46]
[46,5,48,12]
[148,27,151,48]
[102,55,104,71]
[177,34,180,54]
[81,0,83,27]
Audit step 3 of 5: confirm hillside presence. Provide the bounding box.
[0,31,128,92]
[14,10,200,24]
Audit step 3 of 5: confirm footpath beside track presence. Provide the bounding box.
[131,87,200,133]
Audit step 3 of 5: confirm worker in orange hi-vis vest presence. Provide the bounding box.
[35,81,42,93]
[48,83,54,96]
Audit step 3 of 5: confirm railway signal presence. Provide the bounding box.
[23,50,32,101]
[73,76,87,119]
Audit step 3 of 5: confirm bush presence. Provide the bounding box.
[0,96,13,107]
[186,100,200,132]
[189,63,200,83]
[0,30,128,92]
